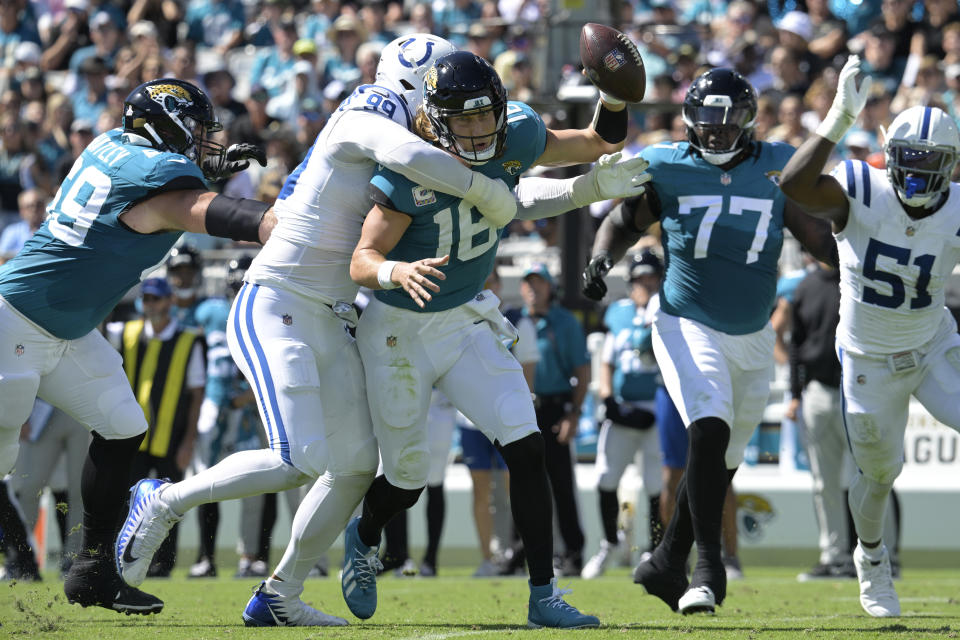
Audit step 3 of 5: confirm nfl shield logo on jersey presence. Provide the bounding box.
[412,186,437,206]
[386,335,397,347]
[14,343,24,357]
[282,313,293,326]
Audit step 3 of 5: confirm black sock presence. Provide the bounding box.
[79,432,142,554]
[358,475,423,549]
[197,502,219,561]
[648,495,663,549]
[52,489,70,548]
[686,418,731,571]
[423,484,444,567]
[598,488,620,545]
[382,510,409,562]
[497,433,553,586]
[257,492,278,563]
[659,474,693,566]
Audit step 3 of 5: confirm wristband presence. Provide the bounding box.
[591,99,628,144]
[815,107,856,144]
[377,260,399,289]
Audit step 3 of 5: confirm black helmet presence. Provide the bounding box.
[627,250,663,281]
[123,78,225,178]
[226,254,253,296]
[682,68,757,165]
[423,51,507,164]
[166,244,202,271]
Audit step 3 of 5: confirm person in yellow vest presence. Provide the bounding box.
[106,277,206,578]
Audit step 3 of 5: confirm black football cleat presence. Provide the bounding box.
[633,553,690,612]
[64,553,163,615]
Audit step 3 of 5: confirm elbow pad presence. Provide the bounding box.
[205,195,271,242]
[464,173,517,227]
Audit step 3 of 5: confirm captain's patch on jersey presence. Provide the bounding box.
[412,186,437,206]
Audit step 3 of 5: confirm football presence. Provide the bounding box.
[579,23,646,103]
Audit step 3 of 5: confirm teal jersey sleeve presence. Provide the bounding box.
[603,299,636,334]
[371,102,546,312]
[0,129,206,339]
[642,141,792,335]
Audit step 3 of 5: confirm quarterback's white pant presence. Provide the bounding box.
[595,419,662,496]
[0,296,147,474]
[227,283,378,478]
[356,296,538,491]
[839,316,960,486]
[426,389,456,486]
[653,311,775,468]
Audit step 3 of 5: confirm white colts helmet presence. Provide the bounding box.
[375,34,456,112]
[884,105,960,208]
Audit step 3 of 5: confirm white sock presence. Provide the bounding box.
[164,449,311,513]
[847,473,892,546]
[271,471,374,587]
[858,541,885,563]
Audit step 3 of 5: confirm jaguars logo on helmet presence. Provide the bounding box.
[123,78,226,179]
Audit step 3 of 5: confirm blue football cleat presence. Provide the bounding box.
[527,578,600,629]
[340,516,382,619]
[242,581,348,626]
[115,478,181,587]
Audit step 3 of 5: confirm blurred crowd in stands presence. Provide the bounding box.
[1,0,959,248]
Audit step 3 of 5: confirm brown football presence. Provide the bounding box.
[579,23,646,103]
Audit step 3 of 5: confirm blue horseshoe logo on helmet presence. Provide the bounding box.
[398,38,434,68]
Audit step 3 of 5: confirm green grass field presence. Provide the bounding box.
[3,561,959,639]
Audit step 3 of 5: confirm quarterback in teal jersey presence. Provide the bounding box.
[0,78,269,615]
[582,68,837,615]
[346,51,650,628]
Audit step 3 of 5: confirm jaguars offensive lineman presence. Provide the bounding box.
[780,55,960,618]
[581,68,837,615]
[347,51,650,629]
[0,78,269,615]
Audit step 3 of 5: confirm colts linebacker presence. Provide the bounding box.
[781,55,960,618]
[581,68,836,615]
[0,78,268,615]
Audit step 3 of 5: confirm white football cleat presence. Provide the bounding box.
[116,478,182,587]
[243,582,348,627]
[581,539,618,579]
[853,543,900,617]
[678,585,716,615]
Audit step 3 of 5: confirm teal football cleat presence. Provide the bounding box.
[340,517,382,619]
[527,578,600,629]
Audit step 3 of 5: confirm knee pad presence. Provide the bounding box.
[0,439,19,476]
[0,371,40,430]
[497,432,545,472]
[846,413,902,484]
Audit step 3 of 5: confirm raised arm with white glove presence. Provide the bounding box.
[816,55,872,143]
[513,152,651,221]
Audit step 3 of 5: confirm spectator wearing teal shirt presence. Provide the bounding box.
[249,19,298,98]
[185,0,245,50]
[516,263,590,577]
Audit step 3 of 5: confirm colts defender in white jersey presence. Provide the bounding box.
[781,55,960,619]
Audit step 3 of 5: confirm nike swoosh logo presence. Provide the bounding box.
[122,521,144,563]
[167,158,187,164]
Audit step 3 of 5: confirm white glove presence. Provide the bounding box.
[816,55,873,143]
[571,152,652,207]
[464,173,517,227]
